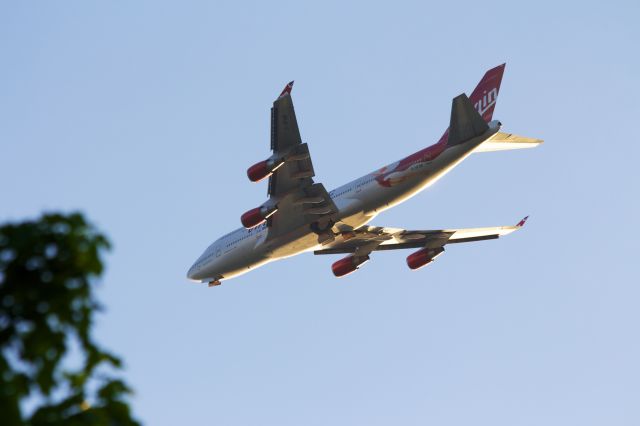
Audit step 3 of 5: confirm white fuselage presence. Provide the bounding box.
[187,121,500,283]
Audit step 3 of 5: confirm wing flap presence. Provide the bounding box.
[267,183,338,239]
[268,143,315,197]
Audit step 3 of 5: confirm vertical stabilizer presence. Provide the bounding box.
[431,64,506,148]
[447,94,489,146]
[468,63,505,122]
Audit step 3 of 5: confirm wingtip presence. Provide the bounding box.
[278,81,294,98]
[516,215,529,227]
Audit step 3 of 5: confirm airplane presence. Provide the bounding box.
[187,64,542,287]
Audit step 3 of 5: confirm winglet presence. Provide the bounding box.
[278,81,294,99]
[516,215,529,227]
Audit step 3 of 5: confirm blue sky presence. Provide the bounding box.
[2,1,639,424]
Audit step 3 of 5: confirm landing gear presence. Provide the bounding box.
[340,231,356,241]
[310,220,336,245]
[316,232,334,245]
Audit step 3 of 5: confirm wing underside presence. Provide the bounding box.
[314,217,528,255]
[260,82,337,239]
[268,84,310,197]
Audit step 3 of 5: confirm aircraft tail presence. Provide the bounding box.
[468,63,506,123]
[447,94,489,146]
[434,64,506,147]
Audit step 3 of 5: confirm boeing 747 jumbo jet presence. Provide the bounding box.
[187,64,542,286]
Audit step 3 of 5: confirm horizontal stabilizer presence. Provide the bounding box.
[474,132,543,153]
[448,94,489,146]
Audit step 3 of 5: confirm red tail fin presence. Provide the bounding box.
[468,63,505,122]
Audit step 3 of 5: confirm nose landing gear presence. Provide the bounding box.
[207,275,223,287]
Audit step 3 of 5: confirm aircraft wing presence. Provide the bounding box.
[264,83,337,237]
[268,82,315,197]
[314,216,529,255]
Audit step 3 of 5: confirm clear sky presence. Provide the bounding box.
[2,1,639,425]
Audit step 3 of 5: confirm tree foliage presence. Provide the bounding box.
[0,212,139,425]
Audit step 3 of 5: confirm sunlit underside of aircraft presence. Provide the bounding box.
[187,64,542,286]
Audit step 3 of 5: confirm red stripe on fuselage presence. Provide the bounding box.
[374,132,448,187]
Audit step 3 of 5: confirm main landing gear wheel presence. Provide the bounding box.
[310,220,335,245]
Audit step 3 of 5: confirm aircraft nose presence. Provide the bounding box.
[187,263,199,281]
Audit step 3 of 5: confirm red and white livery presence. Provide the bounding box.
[187,64,542,286]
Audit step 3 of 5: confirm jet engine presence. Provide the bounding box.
[240,205,278,228]
[406,247,444,270]
[247,159,284,182]
[331,255,370,277]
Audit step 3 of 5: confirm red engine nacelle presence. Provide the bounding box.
[247,160,271,182]
[247,159,284,182]
[331,255,370,278]
[240,206,277,229]
[406,247,444,270]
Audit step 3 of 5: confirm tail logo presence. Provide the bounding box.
[475,87,498,116]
